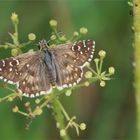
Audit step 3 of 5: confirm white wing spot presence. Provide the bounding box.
[0,68,2,71]
[78,46,81,51]
[72,46,75,51]
[9,62,13,67]
[22,81,26,85]
[64,54,68,58]
[88,58,92,61]
[40,91,46,95]
[26,64,30,67]
[8,80,14,84]
[80,51,83,54]
[30,94,35,98]
[9,68,13,72]
[2,60,5,67]
[4,78,7,82]
[68,84,72,87]
[16,60,20,65]
[0,76,3,79]
[90,54,93,58]
[36,93,40,96]
[83,40,86,47]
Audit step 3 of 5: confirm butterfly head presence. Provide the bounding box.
[38,39,49,50]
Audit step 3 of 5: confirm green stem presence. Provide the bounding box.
[15,24,19,43]
[99,58,103,73]
[51,98,70,140]
[17,110,29,117]
[0,92,17,102]
[56,99,71,121]
[133,0,140,139]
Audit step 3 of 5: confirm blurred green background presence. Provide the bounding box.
[0,0,135,140]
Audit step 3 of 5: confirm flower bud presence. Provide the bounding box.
[98,50,106,58]
[34,107,43,115]
[59,36,67,41]
[11,13,19,24]
[85,71,92,79]
[73,31,79,36]
[108,67,115,74]
[49,19,57,27]
[80,27,88,34]
[100,81,106,87]
[35,99,40,104]
[50,35,56,40]
[28,33,36,41]
[80,123,86,130]
[12,106,19,112]
[8,97,13,102]
[11,48,18,56]
[60,129,66,137]
[84,81,90,87]
[94,58,99,63]
[65,89,72,96]
[24,102,30,107]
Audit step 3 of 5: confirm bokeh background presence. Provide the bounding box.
[0,0,136,140]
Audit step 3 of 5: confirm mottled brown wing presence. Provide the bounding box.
[50,40,95,88]
[0,51,52,97]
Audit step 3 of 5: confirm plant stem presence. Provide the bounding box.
[133,0,140,138]
[51,98,70,140]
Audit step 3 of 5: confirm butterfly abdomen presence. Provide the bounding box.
[43,50,57,86]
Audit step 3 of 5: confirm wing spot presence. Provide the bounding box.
[68,84,72,87]
[88,58,92,61]
[9,62,13,67]
[78,46,81,51]
[73,82,76,86]
[90,54,93,58]
[36,93,40,96]
[26,64,30,67]
[64,54,68,58]
[2,60,5,67]
[22,81,26,85]
[80,51,83,54]
[0,68,2,71]
[30,94,35,98]
[16,72,19,75]
[8,80,14,84]
[4,78,7,82]
[75,68,78,71]
[72,46,75,51]
[0,76,3,79]
[15,60,20,65]
[9,68,13,72]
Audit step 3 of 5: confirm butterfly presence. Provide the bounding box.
[0,39,95,98]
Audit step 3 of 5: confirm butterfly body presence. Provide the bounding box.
[0,39,95,98]
[43,50,57,86]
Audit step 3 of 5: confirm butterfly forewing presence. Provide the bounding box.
[51,40,95,88]
[53,40,95,67]
[0,51,52,97]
